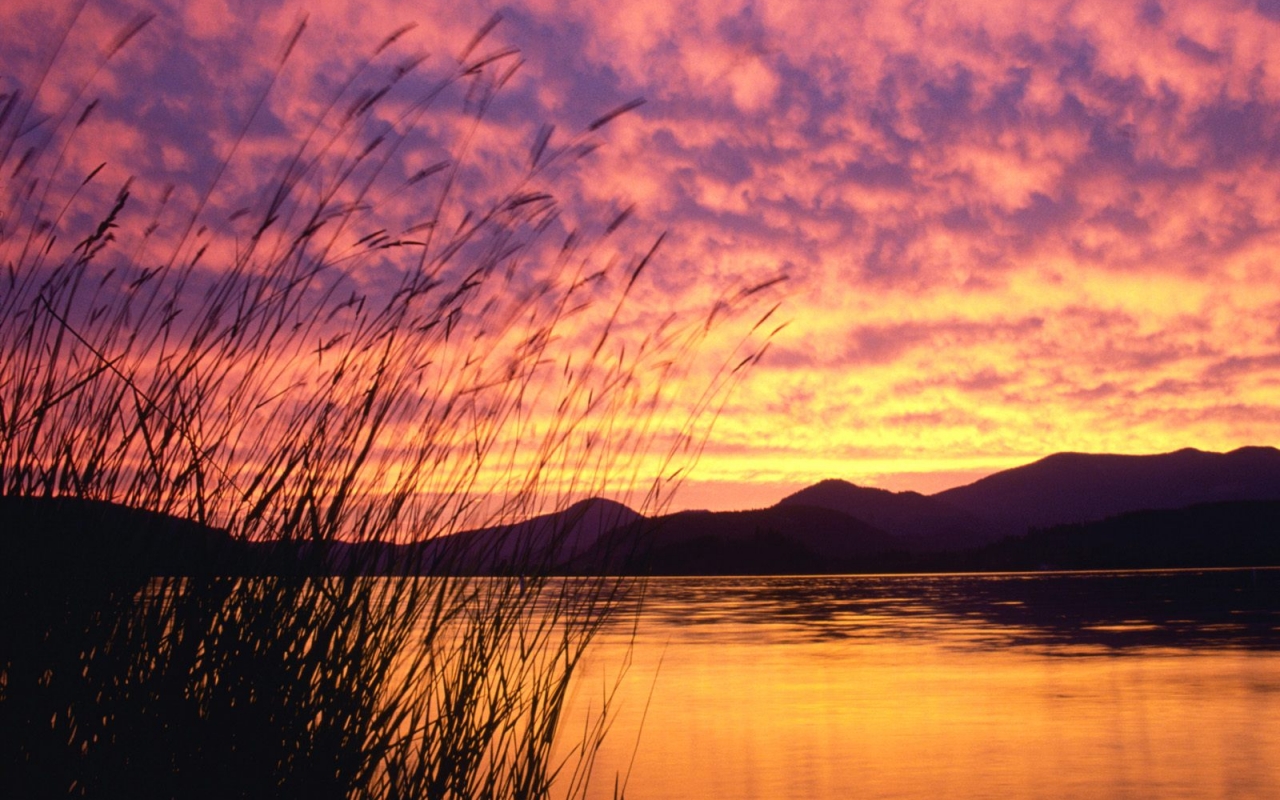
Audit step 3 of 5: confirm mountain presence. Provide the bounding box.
[578,503,897,574]
[415,497,644,573]
[933,446,1280,536]
[969,500,1280,571]
[0,495,240,582]
[7,446,1280,576]
[776,480,984,550]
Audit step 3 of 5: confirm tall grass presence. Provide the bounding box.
[0,9,778,799]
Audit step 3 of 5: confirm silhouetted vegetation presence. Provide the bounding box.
[968,500,1280,572]
[579,499,1280,576]
[0,11,776,798]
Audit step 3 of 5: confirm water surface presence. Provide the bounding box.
[569,570,1280,799]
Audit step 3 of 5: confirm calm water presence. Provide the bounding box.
[566,570,1280,799]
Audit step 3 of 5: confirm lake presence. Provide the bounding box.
[566,570,1280,799]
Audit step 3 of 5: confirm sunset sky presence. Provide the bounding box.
[6,0,1280,511]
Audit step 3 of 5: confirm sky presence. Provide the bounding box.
[5,0,1280,512]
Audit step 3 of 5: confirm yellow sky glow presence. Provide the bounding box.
[4,0,1279,512]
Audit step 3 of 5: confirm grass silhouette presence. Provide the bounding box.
[0,10,779,798]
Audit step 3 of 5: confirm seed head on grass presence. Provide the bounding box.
[0,11,782,799]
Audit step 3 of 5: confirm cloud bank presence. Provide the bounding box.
[5,0,1280,508]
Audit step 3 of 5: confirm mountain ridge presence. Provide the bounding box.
[776,478,984,550]
[930,445,1280,536]
[5,446,1279,575]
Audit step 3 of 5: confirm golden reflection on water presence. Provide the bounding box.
[567,572,1280,799]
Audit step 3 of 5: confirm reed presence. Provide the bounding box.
[0,9,778,800]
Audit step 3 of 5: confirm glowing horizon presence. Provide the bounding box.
[6,0,1280,513]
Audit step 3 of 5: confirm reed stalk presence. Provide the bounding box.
[0,11,778,798]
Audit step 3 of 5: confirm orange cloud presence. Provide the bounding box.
[7,0,1280,511]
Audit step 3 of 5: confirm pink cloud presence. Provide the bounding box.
[8,0,1280,507]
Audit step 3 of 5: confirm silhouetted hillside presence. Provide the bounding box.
[0,495,240,582]
[969,500,1280,571]
[933,446,1280,537]
[580,504,897,574]
[6,447,1280,577]
[0,494,647,578]
[777,479,985,550]
[409,497,644,574]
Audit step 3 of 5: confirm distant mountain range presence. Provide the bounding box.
[574,446,1280,573]
[933,446,1280,534]
[5,447,1280,576]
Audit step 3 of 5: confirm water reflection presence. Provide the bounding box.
[574,570,1280,800]
[626,568,1280,652]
